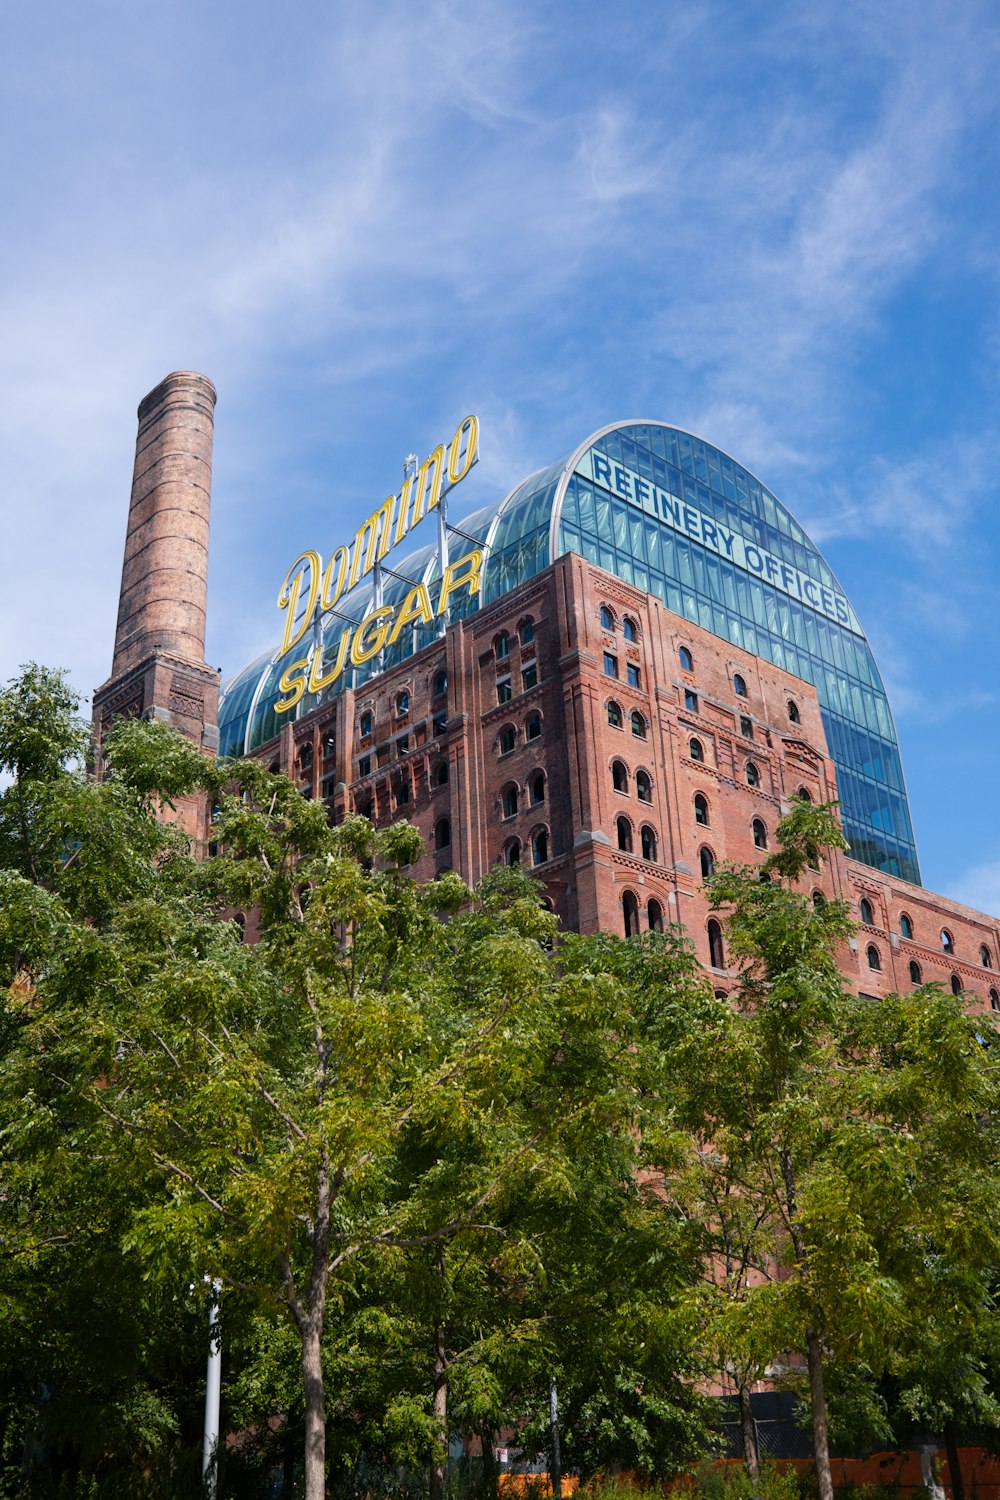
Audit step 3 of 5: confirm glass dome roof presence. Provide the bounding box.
[218,421,919,883]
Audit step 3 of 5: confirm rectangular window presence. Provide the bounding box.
[433,715,447,738]
[604,653,619,678]
[358,754,371,777]
[521,664,538,692]
[497,678,512,704]
[740,716,753,739]
[684,689,698,713]
[627,663,641,689]
[397,734,409,755]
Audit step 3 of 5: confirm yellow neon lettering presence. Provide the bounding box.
[409,445,445,527]
[348,495,396,590]
[387,584,434,645]
[275,658,309,714]
[350,606,394,666]
[321,546,350,611]
[308,628,354,692]
[447,414,479,485]
[277,552,321,655]
[393,471,415,546]
[437,548,484,616]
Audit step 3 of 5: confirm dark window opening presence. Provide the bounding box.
[909,960,922,985]
[396,691,410,716]
[695,793,709,826]
[740,716,753,740]
[951,974,962,996]
[623,617,638,643]
[630,710,646,738]
[942,928,954,954]
[627,663,641,689]
[531,829,548,866]
[607,700,623,728]
[981,945,992,969]
[519,618,535,645]
[679,646,693,671]
[600,605,615,630]
[867,944,881,972]
[433,668,448,697]
[529,772,545,805]
[788,700,800,724]
[617,816,633,853]
[612,760,629,793]
[734,673,747,698]
[900,913,913,940]
[641,825,657,861]
[434,761,449,786]
[505,839,521,866]
[647,898,663,931]
[502,786,518,819]
[684,689,698,712]
[623,890,640,938]
[525,712,542,740]
[860,897,874,925]
[521,663,538,692]
[604,652,619,678]
[497,678,512,705]
[636,770,652,803]
[433,715,448,737]
[495,632,510,659]
[689,737,704,762]
[435,818,451,850]
[746,762,760,787]
[700,847,715,880]
[360,711,373,737]
[708,919,725,970]
[499,726,516,755]
[752,818,767,849]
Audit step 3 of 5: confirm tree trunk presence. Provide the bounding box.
[550,1377,562,1499]
[806,1329,834,1500]
[738,1381,760,1478]
[302,1322,326,1500]
[429,1319,448,1500]
[944,1420,965,1500]
[480,1427,498,1500]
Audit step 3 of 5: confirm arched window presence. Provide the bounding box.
[529,771,545,805]
[525,712,542,740]
[990,989,1000,1012]
[322,733,336,760]
[359,710,373,737]
[733,673,748,698]
[694,793,709,826]
[647,898,663,931]
[519,618,535,645]
[396,690,410,716]
[714,988,728,1000]
[860,897,874,925]
[233,912,247,943]
[433,668,448,697]
[758,870,772,884]
[617,816,633,853]
[700,847,715,880]
[951,974,962,996]
[623,617,638,643]
[435,818,451,850]
[752,818,767,850]
[607,699,623,728]
[708,919,725,970]
[630,710,647,739]
[600,605,615,630]
[636,770,653,803]
[788,700,800,724]
[746,762,760,788]
[909,960,922,985]
[531,828,549,866]
[866,944,881,972]
[501,785,518,819]
[797,786,812,803]
[499,725,516,755]
[495,631,510,659]
[981,945,993,969]
[623,890,640,938]
[941,928,954,954]
[679,646,693,672]
[434,760,449,786]
[813,890,826,908]
[900,913,913,940]
[358,798,373,821]
[612,760,629,793]
[641,825,657,862]
[504,838,521,866]
[689,737,704,762]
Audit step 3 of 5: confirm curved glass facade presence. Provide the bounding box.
[219,422,919,883]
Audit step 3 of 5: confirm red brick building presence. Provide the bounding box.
[94,374,1000,1016]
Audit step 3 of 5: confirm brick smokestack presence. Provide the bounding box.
[93,372,221,780]
[112,370,217,675]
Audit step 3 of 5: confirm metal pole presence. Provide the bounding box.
[202,1278,222,1495]
[549,1376,562,1499]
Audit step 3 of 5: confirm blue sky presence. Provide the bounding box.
[3,0,999,910]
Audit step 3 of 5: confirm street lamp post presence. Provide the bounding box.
[202,1278,222,1495]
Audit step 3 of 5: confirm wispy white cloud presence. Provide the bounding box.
[947,860,1000,916]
